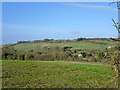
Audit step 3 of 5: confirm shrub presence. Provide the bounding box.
[62,46,72,51]
[81,52,86,58]
[73,50,77,54]
[98,52,104,59]
[76,38,84,42]
[17,54,25,60]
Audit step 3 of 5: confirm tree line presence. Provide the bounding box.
[17,38,111,44]
[2,44,114,63]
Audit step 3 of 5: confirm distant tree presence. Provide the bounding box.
[44,39,50,42]
[76,38,84,42]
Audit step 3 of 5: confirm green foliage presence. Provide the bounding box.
[98,52,104,59]
[2,46,16,60]
[17,54,25,60]
[73,50,77,54]
[88,51,92,56]
[105,48,108,52]
[81,52,86,58]
[108,46,120,73]
[1,44,110,63]
[62,46,72,51]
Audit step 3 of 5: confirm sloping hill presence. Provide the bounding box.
[13,40,117,51]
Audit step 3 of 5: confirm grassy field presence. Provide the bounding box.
[13,40,117,51]
[2,60,116,88]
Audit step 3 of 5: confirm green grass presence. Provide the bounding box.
[2,60,116,88]
[14,41,117,51]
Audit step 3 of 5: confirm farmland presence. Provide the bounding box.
[13,40,117,51]
[2,60,115,88]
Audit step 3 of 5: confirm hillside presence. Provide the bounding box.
[13,40,117,51]
[2,39,118,62]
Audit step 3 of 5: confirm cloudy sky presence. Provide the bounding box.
[2,2,118,44]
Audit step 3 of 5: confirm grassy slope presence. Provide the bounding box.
[14,41,117,51]
[2,60,115,88]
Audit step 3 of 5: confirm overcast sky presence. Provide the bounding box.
[2,2,118,44]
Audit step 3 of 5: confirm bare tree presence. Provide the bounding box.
[109,0,120,88]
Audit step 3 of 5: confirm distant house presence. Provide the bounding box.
[78,54,82,57]
[107,46,114,49]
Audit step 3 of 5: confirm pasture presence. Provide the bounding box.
[2,60,116,88]
[13,40,117,51]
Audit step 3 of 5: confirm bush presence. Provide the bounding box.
[76,38,84,42]
[17,54,25,60]
[62,46,72,51]
[81,52,86,58]
[73,50,77,54]
[98,52,104,59]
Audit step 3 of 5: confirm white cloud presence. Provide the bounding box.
[67,4,117,11]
